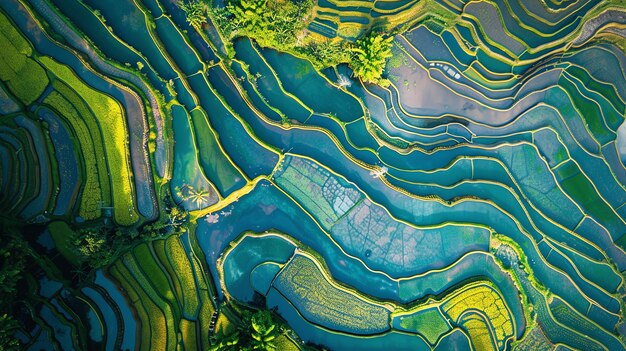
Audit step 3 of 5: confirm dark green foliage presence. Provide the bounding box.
[251,311,278,350]
[0,314,20,351]
[0,224,28,350]
[0,237,27,299]
[210,310,279,351]
[70,205,188,269]
[210,330,243,351]
[349,33,393,86]
[48,221,82,265]
[227,0,271,33]
[143,205,189,235]
[301,40,350,69]
[72,226,128,268]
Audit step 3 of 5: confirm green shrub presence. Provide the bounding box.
[0,314,20,351]
[178,0,207,27]
[349,33,393,86]
[213,0,349,68]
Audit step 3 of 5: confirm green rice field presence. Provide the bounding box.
[2,0,626,350]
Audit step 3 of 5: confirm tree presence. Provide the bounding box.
[211,0,355,70]
[305,40,349,68]
[349,33,393,86]
[70,224,144,269]
[178,0,206,27]
[209,331,242,351]
[228,0,271,33]
[166,206,188,230]
[0,225,28,350]
[188,187,211,207]
[251,311,277,350]
[210,310,278,351]
[0,314,20,351]
[175,184,211,208]
[0,237,27,298]
[221,0,316,49]
[72,228,113,268]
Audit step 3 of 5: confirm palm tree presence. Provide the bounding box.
[337,74,351,88]
[178,0,206,27]
[209,310,279,350]
[188,186,211,207]
[250,311,278,350]
[209,331,241,351]
[251,321,277,350]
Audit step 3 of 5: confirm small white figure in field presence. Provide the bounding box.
[370,166,388,178]
[204,213,219,224]
[337,74,352,88]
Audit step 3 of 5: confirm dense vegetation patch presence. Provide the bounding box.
[0,223,30,351]
[180,0,394,84]
[349,33,393,86]
[4,0,626,349]
[0,11,47,105]
[210,309,279,351]
[69,205,188,270]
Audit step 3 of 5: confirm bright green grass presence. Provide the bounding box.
[274,334,302,351]
[109,262,157,351]
[51,81,112,202]
[396,307,450,345]
[0,11,47,105]
[165,236,202,318]
[108,237,215,351]
[39,57,137,225]
[121,252,176,351]
[275,254,390,333]
[133,244,177,307]
[43,89,103,220]
[179,318,198,350]
[152,239,187,314]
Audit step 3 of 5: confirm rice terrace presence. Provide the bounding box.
[2,0,626,350]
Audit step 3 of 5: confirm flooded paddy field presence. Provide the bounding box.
[2,0,626,350]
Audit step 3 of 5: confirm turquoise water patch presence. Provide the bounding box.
[222,233,295,302]
[170,104,219,210]
[250,262,282,296]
